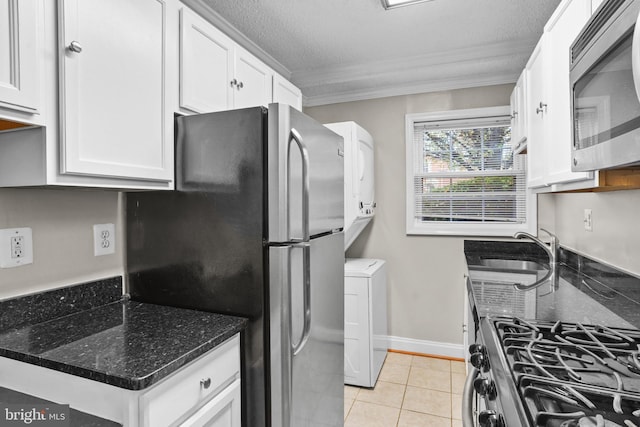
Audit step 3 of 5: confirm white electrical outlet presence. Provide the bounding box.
[93,223,115,256]
[0,228,33,268]
[584,209,593,232]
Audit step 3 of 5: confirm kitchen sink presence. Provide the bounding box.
[478,259,546,272]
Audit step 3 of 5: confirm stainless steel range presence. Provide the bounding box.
[466,316,640,427]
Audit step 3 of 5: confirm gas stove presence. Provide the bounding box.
[469,316,640,427]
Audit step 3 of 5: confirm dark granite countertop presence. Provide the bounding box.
[465,240,640,330]
[0,277,248,391]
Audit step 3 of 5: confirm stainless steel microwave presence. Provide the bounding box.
[570,0,640,171]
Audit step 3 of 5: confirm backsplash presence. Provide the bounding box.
[0,188,124,299]
[0,276,122,330]
[541,190,640,276]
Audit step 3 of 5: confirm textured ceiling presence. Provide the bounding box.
[200,0,562,106]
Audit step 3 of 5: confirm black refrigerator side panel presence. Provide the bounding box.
[126,107,267,427]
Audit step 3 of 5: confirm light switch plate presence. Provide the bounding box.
[0,227,33,268]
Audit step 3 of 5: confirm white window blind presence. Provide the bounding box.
[406,107,533,236]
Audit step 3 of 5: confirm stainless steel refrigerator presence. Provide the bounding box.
[126,104,345,427]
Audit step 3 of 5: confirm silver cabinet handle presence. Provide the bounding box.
[68,41,83,53]
[288,128,311,357]
[200,378,212,389]
[536,102,547,115]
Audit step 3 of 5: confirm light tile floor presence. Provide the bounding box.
[344,352,466,427]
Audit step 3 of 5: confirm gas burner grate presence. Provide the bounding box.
[520,376,640,427]
[491,317,640,426]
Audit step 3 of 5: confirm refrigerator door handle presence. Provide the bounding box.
[291,242,311,356]
[287,128,310,242]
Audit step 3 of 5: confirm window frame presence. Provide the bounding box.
[405,106,537,236]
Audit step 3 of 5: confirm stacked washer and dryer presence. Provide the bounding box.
[325,122,388,388]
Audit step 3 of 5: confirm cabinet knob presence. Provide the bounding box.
[200,378,212,389]
[230,78,238,87]
[536,102,547,115]
[237,81,244,90]
[68,41,83,53]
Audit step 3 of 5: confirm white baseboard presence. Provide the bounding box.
[387,335,465,359]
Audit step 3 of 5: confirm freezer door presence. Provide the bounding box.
[268,103,344,243]
[269,232,344,427]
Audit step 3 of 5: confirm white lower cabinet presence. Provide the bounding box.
[181,379,241,427]
[139,335,241,427]
[0,335,241,427]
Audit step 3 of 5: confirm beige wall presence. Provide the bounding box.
[0,188,124,299]
[305,83,514,345]
[545,190,640,276]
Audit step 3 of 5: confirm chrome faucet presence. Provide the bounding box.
[512,228,559,291]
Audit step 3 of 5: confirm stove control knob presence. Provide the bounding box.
[473,377,496,399]
[478,410,502,427]
[470,351,487,369]
[469,344,486,354]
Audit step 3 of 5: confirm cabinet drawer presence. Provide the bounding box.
[140,335,240,427]
[181,378,241,427]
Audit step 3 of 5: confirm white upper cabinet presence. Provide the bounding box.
[525,40,548,189]
[510,71,527,150]
[58,0,176,184]
[543,0,593,187]
[0,0,301,189]
[525,0,595,191]
[273,73,302,111]
[234,45,273,109]
[179,6,273,114]
[0,0,39,117]
[179,7,234,114]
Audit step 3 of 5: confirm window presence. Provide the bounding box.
[405,106,536,236]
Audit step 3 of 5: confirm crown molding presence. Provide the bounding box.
[298,39,536,107]
[180,0,292,79]
[302,72,518,107]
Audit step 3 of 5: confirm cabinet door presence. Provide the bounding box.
[273,73,302,111]
[526,41,548,189]
[0,0,39,114]
[233,46,272,109]
[509,83,519,145]
[544,0,593,185]
[180,7,234,113]
[59,0,173,182]
[510,72,527,149]
[181,379,241,427]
